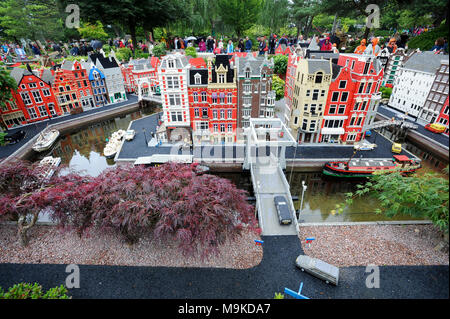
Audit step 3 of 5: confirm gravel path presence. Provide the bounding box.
[299,224,449,267]
[0,225,262,269]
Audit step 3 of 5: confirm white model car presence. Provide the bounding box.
[354,141,377,151]
[295,255,339,286]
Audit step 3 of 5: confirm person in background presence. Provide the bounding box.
[245,36,252,52]
[258,36,266,55]
[397,33,409,49]
[31,42,41,58]
[331,43,339,53]
[218,38,224,53]
[226,40,234,53]
[238,38,245,52]
[354,39,367,54]
[386,38,398,54]
[364,37,381,56]
[320,37,332,51]
[14,44,27,60]
[206,36,214,53]
[431,38,445,53]
[198,38,206,52]
[269,35,276,54]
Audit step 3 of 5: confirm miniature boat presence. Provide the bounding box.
[124,129,136,141]
[323,155,421,178]
[37,156,61,180]
[103,140,121,159]
[32,129,60,152]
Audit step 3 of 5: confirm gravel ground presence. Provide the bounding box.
[0,225,262,269]
[299,224,449,267]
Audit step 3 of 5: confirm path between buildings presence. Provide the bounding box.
[0,235,447,299]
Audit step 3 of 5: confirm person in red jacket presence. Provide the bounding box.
[320,37,332,51]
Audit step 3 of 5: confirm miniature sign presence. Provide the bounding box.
[254,239,264,246]
[284,282,310,299]
[305,237,315,248]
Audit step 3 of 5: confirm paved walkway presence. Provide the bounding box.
[0,235,447,298]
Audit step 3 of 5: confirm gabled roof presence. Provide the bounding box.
[306,59,332,74]
[160,53,189,69]
[403,51,449,74]
[189,68,208,86]
[89,53,120,69]
[9,67,31,85]
[211,54,234,83]
[189,57,207,68]
[41,68,54,85]
[236,55,274,77]
[61,60,74,71]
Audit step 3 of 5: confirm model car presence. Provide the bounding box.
[392,142,402,154]
[4,130,26,144]
[273,195,292,225]
[425,123,446,134]
[354,141,377,151]
[295,255,339,286]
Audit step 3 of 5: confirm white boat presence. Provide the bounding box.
[32,129,60,152]
[37,156,61,180]
[103,129,126,159]
[103,140,121,158]
[124,129,136,141]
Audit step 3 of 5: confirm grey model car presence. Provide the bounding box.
[273,195,292,225]
[295,255,339,286]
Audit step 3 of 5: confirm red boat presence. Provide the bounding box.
[323,155,421,178]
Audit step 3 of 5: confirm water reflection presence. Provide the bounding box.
[32,107,154,177]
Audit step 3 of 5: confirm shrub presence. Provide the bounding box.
[0,283,70,299]
[185,46,197,58]
[273,54,288,75]
[115,47,133,62]
[152,43,167,58]
[380,86,392,99]
[272,75,285,101]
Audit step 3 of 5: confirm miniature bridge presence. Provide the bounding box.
[367,118,418,130]
[244,118,299,236]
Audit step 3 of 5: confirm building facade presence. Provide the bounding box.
[206,54,238,143]
[0,92,28,129]
[289,58,333,143]
[61,60,95,111]
[389,51,448,118]
[419,59,449,123]
[236,55,275,129]
[436,96,449,135]
[159,53,191,140]
[9,67,61,123]
[87,64,110,107]
[89,52,127,104]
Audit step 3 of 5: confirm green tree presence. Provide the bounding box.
[0,70,18,130]
[217,0,263,38]
[345,170,449,232]
[59,0,187,56]
[0,0,65,42]
[78,21,109,41]
[260,0,290,33]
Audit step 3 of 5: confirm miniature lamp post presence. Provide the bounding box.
[142,128,147,146]
[298,180,307,223]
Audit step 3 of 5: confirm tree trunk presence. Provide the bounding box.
[129,19,137,58]
[17,212,39,247]
[331,13,338,34]
[363,26,371,41]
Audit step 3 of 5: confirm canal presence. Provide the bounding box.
[29,111,447,223]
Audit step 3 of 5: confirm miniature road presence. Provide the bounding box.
[0,236,447,299]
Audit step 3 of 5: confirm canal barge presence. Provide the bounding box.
[323,155,421,178]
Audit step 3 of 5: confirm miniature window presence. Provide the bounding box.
[194,73,201,85]
[193,92,199,102]
[315,72,323,84]
[339,81,346,89]
[245,68,250,78]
